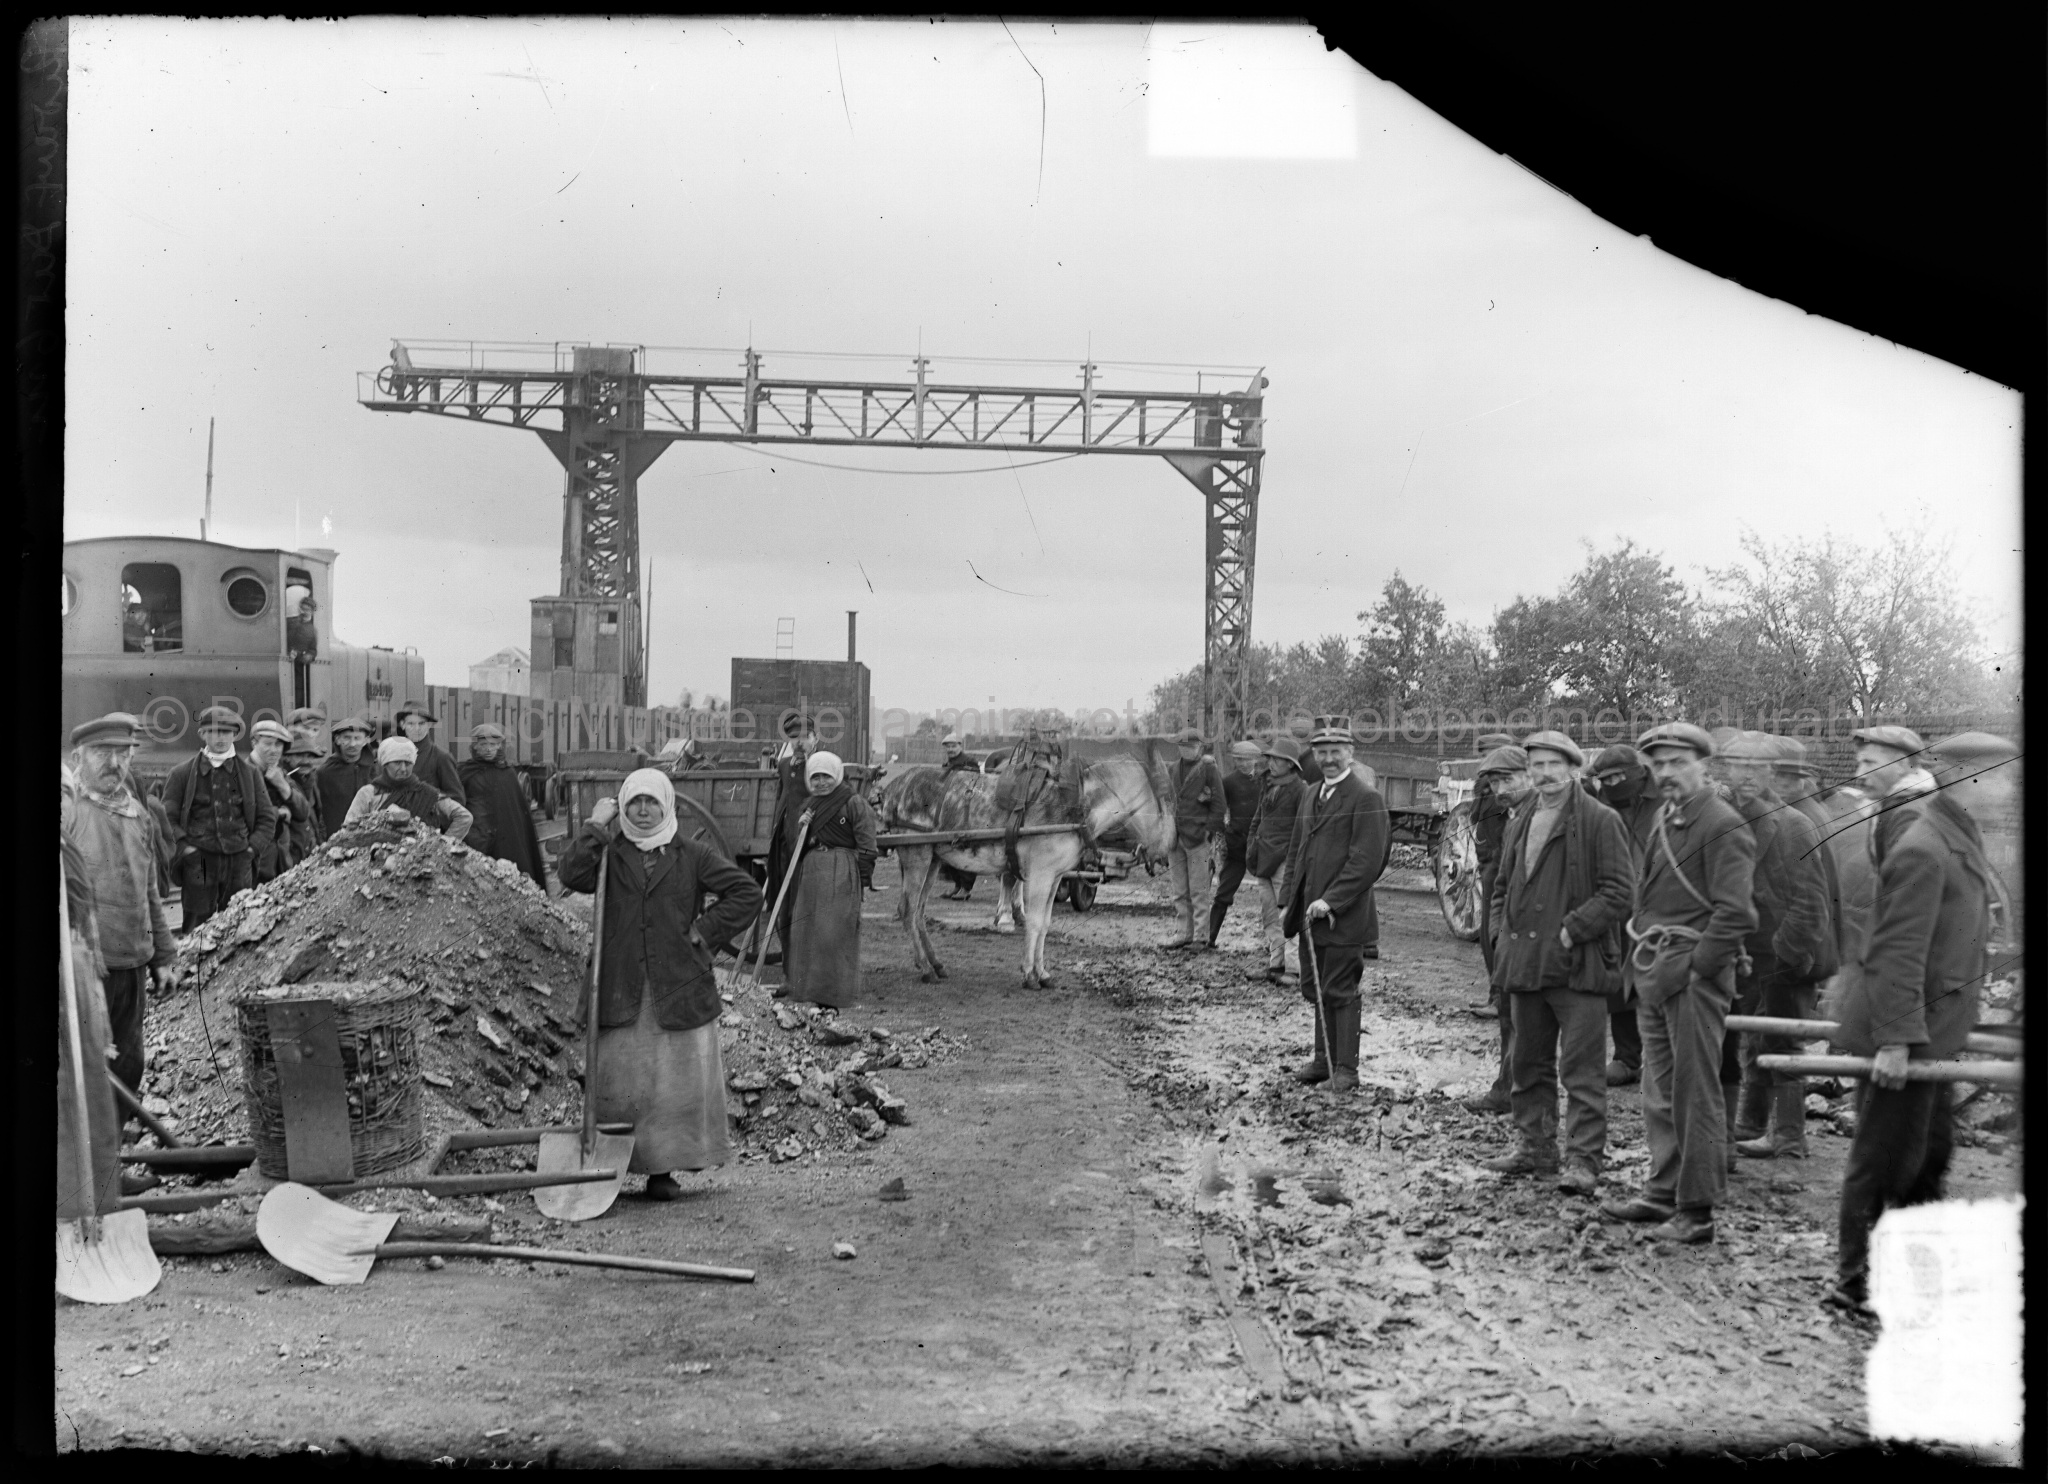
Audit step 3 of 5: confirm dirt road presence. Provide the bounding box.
[53,861,2017,1462]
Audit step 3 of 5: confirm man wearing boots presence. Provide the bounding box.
[1462,743,1530,1116]
[1826,728,2007,1315]
[1245,736,1309,985]
[1589,744,1661,1087]
[1159,728,1225,949]
[1478,732,1634,1195]
[1600,723,1756,1245]
[1281,717,1390,1093]
[1205,740,1267,948]
[1720,733,1838,1163]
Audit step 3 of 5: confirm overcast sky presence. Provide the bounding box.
[64,17,2021,716]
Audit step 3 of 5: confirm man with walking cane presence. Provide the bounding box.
[1281,717,1390,1094]
[1823,727,2010,1316]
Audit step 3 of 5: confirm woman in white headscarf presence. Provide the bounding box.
[340,736,473,840]
[560,769,763,1201]
[773,751,879,1008]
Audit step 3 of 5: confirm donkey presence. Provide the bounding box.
[879,753,1177,989]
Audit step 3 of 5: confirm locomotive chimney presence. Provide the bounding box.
[847,610,857,664]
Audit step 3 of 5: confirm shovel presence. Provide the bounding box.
[56,864,162,1305]
[536,846,634,1220]
[741,812,810,991]
[256,1183,753,1285]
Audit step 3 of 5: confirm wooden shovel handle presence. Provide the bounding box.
[362,1240,754,1282]
[1757,1053,2021,1087]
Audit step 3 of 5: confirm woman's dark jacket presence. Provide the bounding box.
[559,823,763,1033]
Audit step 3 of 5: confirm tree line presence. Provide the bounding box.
[1147,528,2016,736]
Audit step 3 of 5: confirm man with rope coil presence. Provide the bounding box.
[1599,722,1757,1245]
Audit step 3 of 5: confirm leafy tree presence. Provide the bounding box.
[1357,572,1447,710]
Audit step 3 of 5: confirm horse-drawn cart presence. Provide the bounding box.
[1352,749,1485,944]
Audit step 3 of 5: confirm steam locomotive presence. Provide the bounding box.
[60,534,689,788]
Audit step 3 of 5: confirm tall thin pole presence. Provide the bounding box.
[202,417,215,542]
[644,558,654,713]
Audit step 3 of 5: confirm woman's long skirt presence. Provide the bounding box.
[593,978,732,1174]
[784,846,862,1008]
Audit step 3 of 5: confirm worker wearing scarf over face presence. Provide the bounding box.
[775,752,880,1008]
[561,769,762,1201]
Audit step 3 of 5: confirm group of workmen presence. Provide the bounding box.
[58,700,551,1144]
[1427,719,2011,1313]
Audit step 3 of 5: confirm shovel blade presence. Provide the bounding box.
[534,1131,634,1221]
[257,1182,401,1285]
[55,1209,162,1304]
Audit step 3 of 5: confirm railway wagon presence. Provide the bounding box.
[60,535,695,794]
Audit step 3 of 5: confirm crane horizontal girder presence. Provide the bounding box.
[360,341,1266,734]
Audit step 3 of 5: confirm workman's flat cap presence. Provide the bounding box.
[330,713,374,735]
[1174,727,1203,744]
[284,737,325,758]
[1765,735,1816,771]
[284,707,327,730]
[1475,732,1515,752]
[1849,724,1926,756]
[1927,731,2017,768]
[1715,730,1778,762]
[70,712,144,747]
[1635,721,1716,758]
[1262,736,1304,762]
[1309,716,1354,746]
[1519,730,1584,767]
[394,699,437,723]
[1478,745,1528,776]
[1590,744,1643,775]
[942,732,962,745]
[196,706,245,735]
[1229,739,1263,758]
[250,719,293,745]
[470,722,507,741]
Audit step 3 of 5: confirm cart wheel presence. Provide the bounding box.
[1068,876,1098,913]
[1433,801,1483,942]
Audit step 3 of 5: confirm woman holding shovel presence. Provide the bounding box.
[773,752,879,1009]
[560,770,762,1202]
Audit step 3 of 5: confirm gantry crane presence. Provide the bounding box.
[360,342,1265,732]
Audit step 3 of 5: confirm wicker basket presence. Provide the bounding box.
[232,978,426,1180]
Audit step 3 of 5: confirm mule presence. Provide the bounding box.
[879,753,1177,989]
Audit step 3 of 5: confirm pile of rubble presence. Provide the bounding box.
[716,972,965,1160]
[147,814,963,1163]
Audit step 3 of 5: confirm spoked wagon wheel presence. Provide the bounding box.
[1066,876,1098,913]
[1433,801,1484,942]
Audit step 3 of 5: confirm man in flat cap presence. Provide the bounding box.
[1717,733,1838,1162]
[1765,735,1845,964]
[279,735,326,867]
[1478,732,1634,1194]
[1245,736,1311,985]
[938,732,982,899]
[283,706,328,753]
[1205,740,1269,948]
[314,714,378,846]
[1160,727,1226,950]
[1281,717,1390,1092]
[459,722,548,890]
[1600,722,1756,1244]
[1587,743,1660,1086]
[1825,728,2009,1315]
[248,719,314,883]
[1463,743,1531,1116]
[63,714,180,1105]
[395,700,466,805]
[163,705,276,930]
[341,736,474,840]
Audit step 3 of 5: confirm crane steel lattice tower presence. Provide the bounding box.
[361,342,1265,732]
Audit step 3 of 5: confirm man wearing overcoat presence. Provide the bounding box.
[1462,743,1531,1115]
[1245,736,1310,984]
[1825,728,2007,1313]
[1281,717,1390,1093]
[1600,722,1756,1244]
[163,705,277,930]
[1478,731,1634,1194]
[460,721,549,890]
[1588,744,1660,1086]
[314,714,378,842]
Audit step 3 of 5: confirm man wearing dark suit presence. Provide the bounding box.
[1282,716,1391,1094]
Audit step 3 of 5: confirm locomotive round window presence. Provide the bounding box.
[223,571,269,617]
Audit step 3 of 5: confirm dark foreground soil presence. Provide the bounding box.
[53,861,2019,1463]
